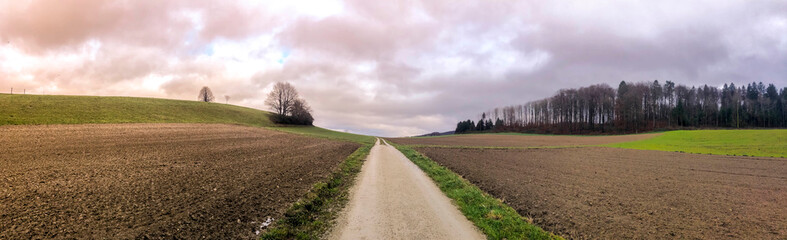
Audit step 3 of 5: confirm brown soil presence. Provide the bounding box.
[416,147,787,239]
[389,133,660,147]
[0,123,359,239]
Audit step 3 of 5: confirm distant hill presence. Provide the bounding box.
[0,94,274,127]
[415,131,454,137]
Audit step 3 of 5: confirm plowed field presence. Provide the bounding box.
[416,147,787,239]
[390,133,659,147]
[0,124,359,239]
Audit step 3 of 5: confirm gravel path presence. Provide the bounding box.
[328,139,484,240]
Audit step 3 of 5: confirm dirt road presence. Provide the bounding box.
[328,139,484,240]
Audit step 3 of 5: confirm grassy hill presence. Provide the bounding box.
[0,94,374,144]
[270,126,375,144]
[609,129,787,158]
[0,94,273,126]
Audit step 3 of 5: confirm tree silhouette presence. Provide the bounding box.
[289,99,314,125]
[265,82,314,125]
[198,86,215,102]
[265,82,298,116]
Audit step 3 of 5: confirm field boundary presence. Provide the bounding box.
[411,131,665,139]
[260,143,372,239]
[392,143,562,240]
[607,129,787,158]
[399,144,595,150]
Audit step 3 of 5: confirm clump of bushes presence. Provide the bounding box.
[265,82,314,126]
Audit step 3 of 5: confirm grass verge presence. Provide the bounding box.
[260,144,373,240]
[608,129,787,158]
[393,144,562,240]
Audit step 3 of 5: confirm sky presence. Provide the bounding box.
[1,0,786,137]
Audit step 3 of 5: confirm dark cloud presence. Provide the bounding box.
[0,0,271,53]
[1,0,786,136]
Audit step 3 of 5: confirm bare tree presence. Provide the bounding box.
[224,95,230,104]
[265,82,314,125]
[289,99,314,125]
[265,82,299,115]
[198,86,215,102]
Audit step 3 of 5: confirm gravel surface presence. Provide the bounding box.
[328,139,484,240]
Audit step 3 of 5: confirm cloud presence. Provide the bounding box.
[1,0,786,136]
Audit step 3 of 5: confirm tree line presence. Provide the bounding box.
[456,81,787,134]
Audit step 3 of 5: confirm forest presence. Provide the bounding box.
[456,81,787,134]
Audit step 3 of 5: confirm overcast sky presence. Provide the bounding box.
[1,0,786,136]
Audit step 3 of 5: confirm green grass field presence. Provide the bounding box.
[411,132,543,139]
[609,129,787,158]
[0,94,374,144]
[0,94,274,127]
[415,131,664,139]
[270,126,376,144]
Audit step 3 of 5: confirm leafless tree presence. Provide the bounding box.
[198,86,215,102]
[265,82,299,115]
[289,98,314,125]
[265,82,314,125]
